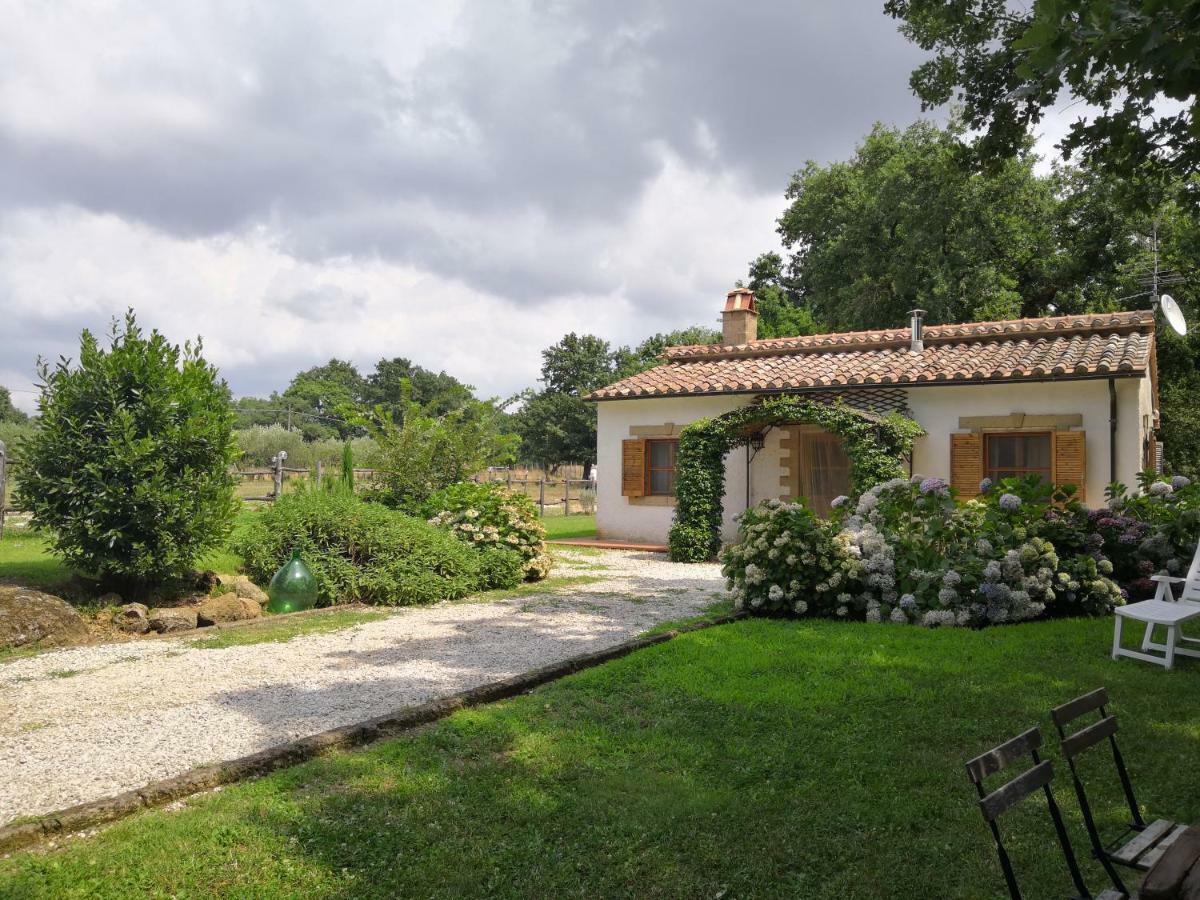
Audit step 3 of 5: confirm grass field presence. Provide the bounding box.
[2,616,1195,899]
[542,514,597,541]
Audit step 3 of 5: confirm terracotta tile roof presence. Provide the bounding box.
[588,311,1155,400]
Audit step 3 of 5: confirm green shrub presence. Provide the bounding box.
[17,312,237,586]
[426,482,551,581]
[233,489,485,606]
[475,546,525,590]
[359,399,516,512]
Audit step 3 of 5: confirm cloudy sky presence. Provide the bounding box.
[0,0,955,412]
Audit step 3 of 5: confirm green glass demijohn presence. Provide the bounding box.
[267,549,318,614]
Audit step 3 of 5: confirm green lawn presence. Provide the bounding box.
[3,617,1197,899]
[542,514,597,540]
[0,522,249,591]
[0,530,68,588]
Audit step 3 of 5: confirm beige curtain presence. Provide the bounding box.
[798,431,851,516]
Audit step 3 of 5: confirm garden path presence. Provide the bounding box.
[0,549,724,825]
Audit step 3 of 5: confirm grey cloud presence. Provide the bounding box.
[0,1,931,303]
[272,285,369,322]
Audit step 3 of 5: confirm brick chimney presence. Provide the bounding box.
[722,288,759,345]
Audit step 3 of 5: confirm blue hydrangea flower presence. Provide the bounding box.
[979,477,993,493]
[1171,475,1191,490]
[998,493,1022,511]
[899,593,917,610]
[830,495,849,508]
[918,476,948,495]
[1149,481,1174,496]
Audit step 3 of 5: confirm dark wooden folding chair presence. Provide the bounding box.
[966,726,1122,899]
[1052,688,1190,895]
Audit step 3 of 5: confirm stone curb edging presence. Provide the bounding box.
[138,601,374,642]
[0,611,746,855]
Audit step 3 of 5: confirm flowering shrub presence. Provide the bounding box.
[840,477,1069,626]
[426,482,551,582]
[1107,473,1200,580]
[720,500,856,615]
[726,470,1139,629]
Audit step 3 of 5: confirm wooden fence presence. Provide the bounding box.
[0,450,596,529]
[473,470,597,517]
[237,456,598,517]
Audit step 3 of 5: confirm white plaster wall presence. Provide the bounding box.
[907,377,1148,502]
[595,396,760,544]
[595,375,1154,544]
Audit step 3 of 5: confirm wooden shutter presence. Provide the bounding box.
[621,439,646,498]
[950,433,984,498]
[1053,431,1086,501]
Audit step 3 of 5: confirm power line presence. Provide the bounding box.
[233,406,349,425]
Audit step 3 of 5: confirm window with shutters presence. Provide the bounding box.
[645,439,678,496]
[985,433,1052,484]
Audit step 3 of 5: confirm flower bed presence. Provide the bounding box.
[723,472,1195,627]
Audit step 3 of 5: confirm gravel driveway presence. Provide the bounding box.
[0,549,724,826]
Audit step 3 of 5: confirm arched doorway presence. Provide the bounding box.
[782,425,852,517]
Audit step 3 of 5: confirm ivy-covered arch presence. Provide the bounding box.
[667,397,923,561]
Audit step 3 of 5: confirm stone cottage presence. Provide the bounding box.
[588,290,1159,544]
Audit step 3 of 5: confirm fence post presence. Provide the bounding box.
[538,478,545,517]
[0,439,6,540]
[272,450,287,500]
[506,469,512,492]
[564,477,571,517]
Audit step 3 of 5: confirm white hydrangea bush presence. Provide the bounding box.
[722,473,1124,629]
[428,482,552,581]
[719,499,859,615]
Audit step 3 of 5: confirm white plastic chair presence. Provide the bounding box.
[1112,537,1200,669]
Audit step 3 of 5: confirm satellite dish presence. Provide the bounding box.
[1159,294,1188,336]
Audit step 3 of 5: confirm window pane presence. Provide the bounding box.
[990,436,1018,468]
[649,470,672,495]
[649,441,674,467]
[1024,435,1051,470]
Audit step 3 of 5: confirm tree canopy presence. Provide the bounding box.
[771,119,1066,329]
[886,0,1200,196]
[0,387,27,424]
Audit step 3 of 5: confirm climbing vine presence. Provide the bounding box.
[668,398,923,561]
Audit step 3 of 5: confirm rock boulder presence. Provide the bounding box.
[232,579,270,606]
[113,602,151,634]
[148,607,198,634]
[196,595,261,626]
[0,586,90,650]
